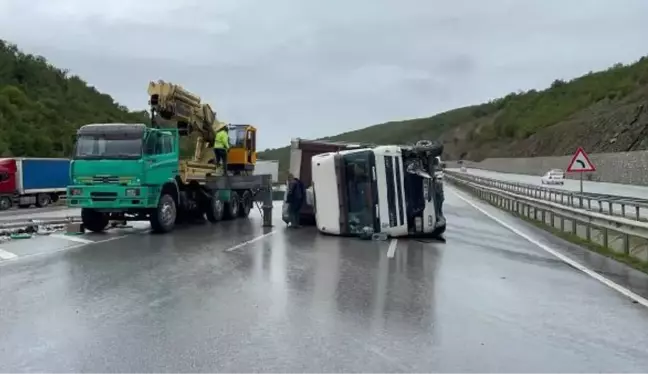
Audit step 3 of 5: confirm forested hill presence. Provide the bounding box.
[260,55,648,179]
[0,40,148,157]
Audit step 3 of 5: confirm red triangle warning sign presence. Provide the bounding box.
[567,147,596,172]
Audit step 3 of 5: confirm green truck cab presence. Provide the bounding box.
[67,123,271,233]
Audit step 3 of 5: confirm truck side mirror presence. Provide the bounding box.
[441,162,447,169]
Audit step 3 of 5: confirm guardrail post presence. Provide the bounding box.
[585,223,591,241]
[636,206,641,221]
[261,175,273,228]
[598,201,603,213]
[602,228,608,248]
[623,234,630,255]
[608,201,613,216]
[621,204,626,218]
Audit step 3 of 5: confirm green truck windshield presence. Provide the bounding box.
[74,135,143,160]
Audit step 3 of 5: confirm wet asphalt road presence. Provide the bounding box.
[2,191,648,372]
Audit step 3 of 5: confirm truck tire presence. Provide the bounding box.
[223,191,240,220]
[238,190,253,218]
[150,194,177,233]
[432,224,446,237]
[82,208,109,233]
[414,140,444,158]
[205,194,225,223]
[36,193,51,208]
[0,196,12,211]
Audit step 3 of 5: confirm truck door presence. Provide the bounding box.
[144,131,177,184]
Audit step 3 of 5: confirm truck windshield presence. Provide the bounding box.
[74,135,143,160]
[341,151,376,234]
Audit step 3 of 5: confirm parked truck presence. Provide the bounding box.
[67,80,272,233]
[287,138,446,239]
[0,157,70,210]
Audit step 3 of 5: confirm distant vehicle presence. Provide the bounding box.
[458,159,467,172]
[541,169,565,185]
[0,157,70,210]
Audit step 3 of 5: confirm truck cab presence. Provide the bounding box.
[311,144,445,238]
[68,123,182,232]
[68,123,175,209]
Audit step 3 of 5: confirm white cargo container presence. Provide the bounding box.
[254,160,279,183]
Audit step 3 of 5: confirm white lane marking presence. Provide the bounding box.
[50,234,94,244]
[387,239,398,258]
[0,233,133,267]
[0,248,18,260]
[225,231,277,252]
[449,187,648,308]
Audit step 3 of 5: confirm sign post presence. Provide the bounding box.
[566,147,596,208]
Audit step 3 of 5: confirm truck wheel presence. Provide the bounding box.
[206,194,224,223]
[82,208,109,233]
[432,224,446,237]
[414,140,444,158]
[0,196,12,211]
[150,194,177,233]
[36,193,51,208]
[238,190,253,218]
[223,191,240,220]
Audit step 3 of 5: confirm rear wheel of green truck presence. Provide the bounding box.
[150,194,177,233]
[223,191,240,220]
[238,190,253,218]
[206,194,225,223]
[81,208,109,233]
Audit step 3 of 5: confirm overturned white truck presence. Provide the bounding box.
[288,138,446,239]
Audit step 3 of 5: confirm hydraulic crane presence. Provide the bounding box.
[147,80,257,181]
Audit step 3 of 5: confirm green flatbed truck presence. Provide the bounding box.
[66,81,273,233]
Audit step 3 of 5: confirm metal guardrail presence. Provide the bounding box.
[445,173,648,262]
[445,170,648,222]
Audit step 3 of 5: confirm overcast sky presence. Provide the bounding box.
[1,0,647,150]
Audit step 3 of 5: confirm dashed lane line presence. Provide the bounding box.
[49,234,95,244]
[225,231,277,252]
[0,248,18,261]
[387,239,398,258]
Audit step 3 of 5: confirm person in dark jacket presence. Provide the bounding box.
[286,174,305,228]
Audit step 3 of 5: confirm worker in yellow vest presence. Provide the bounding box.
[213,123,230,169]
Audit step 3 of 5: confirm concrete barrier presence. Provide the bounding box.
[446,150,648,186]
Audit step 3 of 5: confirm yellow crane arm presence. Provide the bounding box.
[147,80,216,144]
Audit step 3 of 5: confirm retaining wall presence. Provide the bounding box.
[446,150,648,186]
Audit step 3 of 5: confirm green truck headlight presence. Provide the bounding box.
[70,188,83,196]
[125,188,140,197]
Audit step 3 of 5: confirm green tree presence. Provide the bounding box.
[0,39,149,158]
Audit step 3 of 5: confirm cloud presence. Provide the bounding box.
[1,0,647,149]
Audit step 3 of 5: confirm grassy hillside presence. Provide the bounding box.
[260,55,648,179]
[0,40,148,157]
